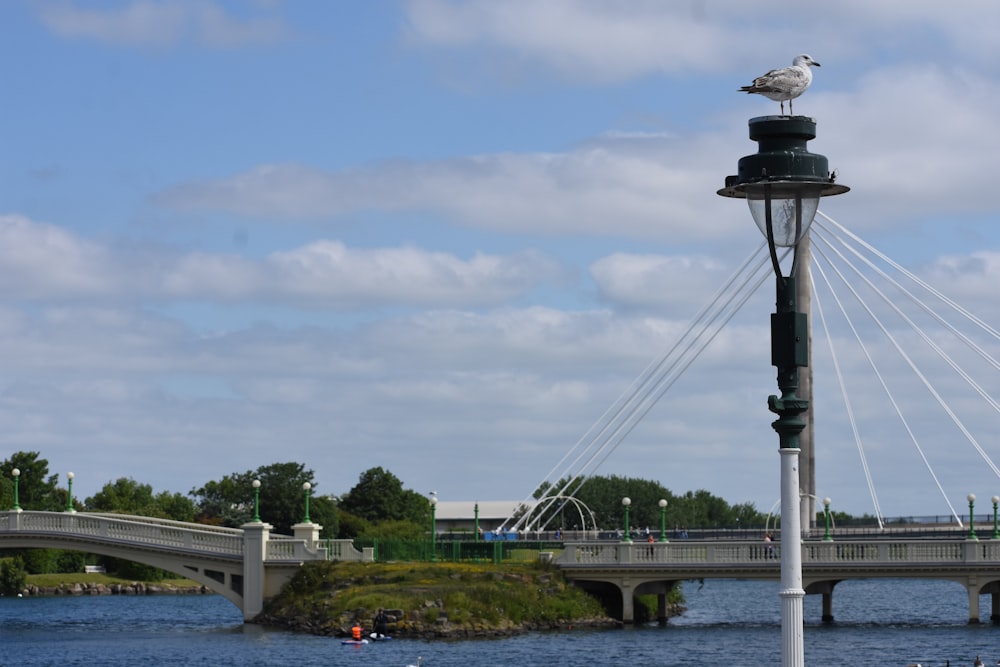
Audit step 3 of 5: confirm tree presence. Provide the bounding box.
[338,467,429,525]
[1,451,60,511]
[86,477,157,515]
[0,557,27,596]
[190,462,322,535]
[536,474,766,532]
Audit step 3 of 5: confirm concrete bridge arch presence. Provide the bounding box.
[1,511,363,620]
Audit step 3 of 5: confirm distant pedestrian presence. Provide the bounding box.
[764,532,775,559]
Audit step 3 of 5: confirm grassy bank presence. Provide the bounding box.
[255,560,618,638]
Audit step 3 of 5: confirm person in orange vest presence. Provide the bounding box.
[351,621,363,641]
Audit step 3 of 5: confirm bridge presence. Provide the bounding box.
[554,537,1000,624]
[0,510,366,620]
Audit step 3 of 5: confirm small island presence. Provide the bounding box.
[254,560,678,638]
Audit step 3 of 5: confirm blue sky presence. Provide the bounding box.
[4,0,1000,519]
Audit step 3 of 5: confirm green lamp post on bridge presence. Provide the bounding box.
[621,497,632,544]
[658,499,669,542]
[66,472,76,513]
[251,479,262,523]
[822,497,833,542]
[11,468,21,511]
[429,492,438,562]
[302,482,312,524]
[992,496,999,540]
[968,494,978,541]
[474,502,480,542]
[718,114,849,667]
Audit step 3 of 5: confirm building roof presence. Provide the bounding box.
[433,500,533,521]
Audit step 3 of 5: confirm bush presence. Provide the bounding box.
[0,557,27,595]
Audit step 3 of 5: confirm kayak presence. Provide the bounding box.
[341,639,368,645]
[369,634,393,641]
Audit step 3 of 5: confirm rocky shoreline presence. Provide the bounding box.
[253,603,623,639]
[16,582,213,597]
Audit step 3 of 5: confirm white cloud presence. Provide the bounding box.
[152,138,748,244]
[0,215,562,308]
[404,0,1000,83]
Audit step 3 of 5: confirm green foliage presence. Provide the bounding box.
[338,467,428,525]
[86,477,157,514]
[265,561,608,630]
[104,559,168,582]
[1,451,61,511]
[0,557,27,595]
[190,461,319,534]
[19,548,61,574]
[538,474,766,531]
[357,518,425,541]
[309,494,339,538]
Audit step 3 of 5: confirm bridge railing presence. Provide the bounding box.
[556,539,1000,566]
[1,511,244,557]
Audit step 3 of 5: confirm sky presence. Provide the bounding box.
[3,0,1000,520]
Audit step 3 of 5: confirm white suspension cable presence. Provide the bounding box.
[815,217,1000,377]
[818,212,1000,342]
[809,255,886,528]
[508,242,772,531]
[524,252,775,531]
[812,229,1000,481]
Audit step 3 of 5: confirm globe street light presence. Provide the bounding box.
[11,468,21,511]
[719,115,848,667]
[66,472,76,513]
[658,499,669,542]
[252,479,262,523]
[302,482,312,524]
[621,497,632,544]
[822,497,833,542]
[968,494,978,541]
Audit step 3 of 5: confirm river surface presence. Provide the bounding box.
[2,578,999,666]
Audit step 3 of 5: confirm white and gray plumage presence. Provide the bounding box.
[739,54,820,115]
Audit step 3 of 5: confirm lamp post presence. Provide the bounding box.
[474,502,480,542]
[992,496,999,540]
[429,493,438,562]
[302,482,312,523]
[251,479,262,523]
[719,115,848,667]
[658,499,669,542]
[968,494,978,541]
[621,497,632,543]
[11,468,21,511]
[822,497,832,542]
[66,472,76,513]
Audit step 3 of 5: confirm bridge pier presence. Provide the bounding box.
[241,520,272,621]
[967,584,981,624]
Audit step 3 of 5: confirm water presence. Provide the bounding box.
[2,579,998,666]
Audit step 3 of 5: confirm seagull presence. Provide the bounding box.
[739,54,820,115]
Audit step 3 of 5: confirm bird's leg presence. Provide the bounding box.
[780,100,786,115]
[788,98,794,115]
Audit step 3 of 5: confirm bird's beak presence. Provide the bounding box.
[812,60,822,67]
